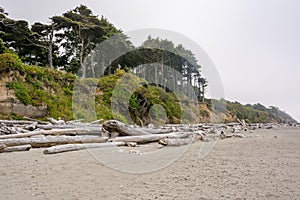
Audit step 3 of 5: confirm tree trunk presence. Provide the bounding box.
[0,144,6,150]
[0,145,31,153]
[91,51,95,78]
[159,137,193,146]
[36,123,102,130]
[79,25,86,78]
[48,25,54,67]
[0,128,102,139]
[0,135,109,148]
[112,132,193,144]
[0,120,34,125]
[103,120,151,136]
[43,142,125,154]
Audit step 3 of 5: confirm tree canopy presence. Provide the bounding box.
[0,4,207,101]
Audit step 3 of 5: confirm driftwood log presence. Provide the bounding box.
[139,128,173,134]
[0,144,32,153]
[0,120,34,125]
[0,118,254,154]
[159,137,194,146]
[0,144,6,150]
[24,122,38,131]
[103,120,151,136]
[0,128,102,140]
[112,132,193,144]
[0,135,109,148]
[44,142,125,154]
[36,123,102,130]
[23,116,50,125]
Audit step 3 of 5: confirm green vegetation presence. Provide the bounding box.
[3,63,75,120]
[1,64,193,123]
[0,5,297,124]
[205,99,297,124]
[1,63,297,124]
[0,5,206,99]
[226,101,269,123]
[0,52,22,72]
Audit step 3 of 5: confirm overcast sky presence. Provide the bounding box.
[1,0,299,121]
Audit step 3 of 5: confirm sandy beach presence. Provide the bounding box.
[0,127,299,200]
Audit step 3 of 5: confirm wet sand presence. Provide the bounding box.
[0,127,299,199]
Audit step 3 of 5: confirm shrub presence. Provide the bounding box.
[0,53,22,72]
[6,82,32,105]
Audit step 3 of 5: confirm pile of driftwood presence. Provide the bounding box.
[0,117,266,154]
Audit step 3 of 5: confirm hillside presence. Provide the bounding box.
[0,61,297,124]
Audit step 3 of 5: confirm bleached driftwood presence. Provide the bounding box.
[0,135,109,148]
[0,144,6,150]
[0,128,102,140]
[91,119,104,124]
[24,122,38,131]
[159,137,194,146]
[47,117,65,124]
[23,116,50,125]
[139,128,173,134]
[103,120,151,136]
[112,132,193,144]
[0,144,31,153]
[125,142,137,147]
[44,142,125,154]
[0,120,34,125]
[36,123,102,130]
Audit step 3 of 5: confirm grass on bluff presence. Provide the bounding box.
[1,53,296,124]
[3,56,190,123]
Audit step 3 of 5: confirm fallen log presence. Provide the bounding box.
[36,123,102,130]
[139,128,173,134]
[24,122,38,131]
[0,144,31,153]
[0,126,21,135]
[0,135,109,148]
[0,144,6,150]
[112,132,193,144]
[125,142,137,147]
[103,120,151,136]
[91,119,104,124]
[159,137,194,146]
[44,142,125,154]
[23,116,50,125]
[47,117,65,124]
[0,128,102,140]
[0,120,34,125]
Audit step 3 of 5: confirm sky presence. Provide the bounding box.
[1,0,300,122]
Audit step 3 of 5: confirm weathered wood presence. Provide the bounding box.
[112,132,193,144]
[91,119,104,124]
[103,120,151,136]
[43,142,125,154]
[36,123,102,130]
[0,144,31,153]
[0,126,21,135]
[233,133,246,138]
[0,144,6,150]
[0,135,109,147]
[24,122,38,131]
[125,142,137,147]
[65,119,84,124]
[159,137,194,146]
[0,128,102,139]
[23,116,50,125]
[0,120,34,125]
[47,118,65,124]
[139,128,173,134]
